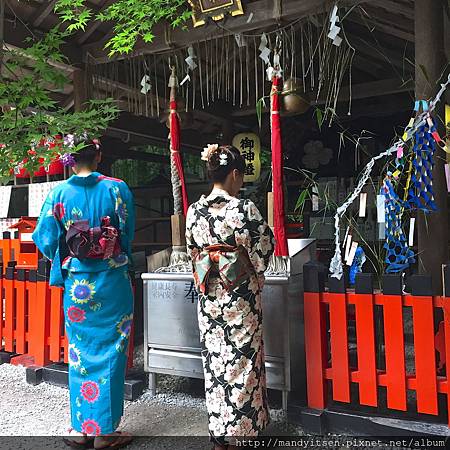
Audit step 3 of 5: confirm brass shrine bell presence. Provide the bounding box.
[281,78,310,115]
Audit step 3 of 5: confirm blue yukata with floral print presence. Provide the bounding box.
[32,172,135,436]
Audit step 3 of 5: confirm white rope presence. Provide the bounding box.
[329,73,450,279]
[266,254,289,276]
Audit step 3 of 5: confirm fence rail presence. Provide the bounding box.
[303,264,450,428]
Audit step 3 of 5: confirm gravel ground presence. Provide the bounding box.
[0,360,301,450]
[0,344,419,450]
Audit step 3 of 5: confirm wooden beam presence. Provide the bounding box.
[63,96,74,111]
[338,93,412,119]
[106,146,170,164]
[31,0,57,27]
[1,55,73,94]
[73,69,87,111]
[362,4,414,30]
[83,0,337,63]
[369,0,414,20]
[3,17,83,66]
[104,126,201,157]
[347,31,414,73]
[92,72,238,132]
[347,15,415,42]
[324,77,414,101]
[352,54,386,78]
[231,78,414,116]
[77,0,115,45]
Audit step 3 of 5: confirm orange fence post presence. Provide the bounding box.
[353,274,378,407]
[49,286,64,362]
[4,263,16,353]
[303,263,328,409]
[1,232,12,274]
[328,278,351,404]
[15,269,27,354]
[443,265,450,427]
[408,274,438,416]
[11,231,20,265]
[0,265,3,349]
[381,296,407,411]
[26,269,37,359]
[410,294,439,414]
[33,260,51,366]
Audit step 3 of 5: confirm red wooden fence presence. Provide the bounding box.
[303,267,450,428]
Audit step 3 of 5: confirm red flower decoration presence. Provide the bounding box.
[67,306,86,323]
[81,381,100,403]
[53,203,65,220]
[81,419,101,436]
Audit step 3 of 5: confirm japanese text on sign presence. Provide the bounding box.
[232,133,261,182]
[184,281,199,304]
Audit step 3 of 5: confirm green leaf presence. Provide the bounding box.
[294,189,309,212]
[315,107,324,130]
[256,97,267,129]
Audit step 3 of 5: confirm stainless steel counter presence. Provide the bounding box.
[142,238,316,411]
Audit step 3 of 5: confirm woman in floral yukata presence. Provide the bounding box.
[32,138,134,449]
[185,144,275,449]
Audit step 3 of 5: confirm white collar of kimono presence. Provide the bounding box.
[209,187,234,199]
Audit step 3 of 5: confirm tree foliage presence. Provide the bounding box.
[55,0,191,56]
[0,28,119,181]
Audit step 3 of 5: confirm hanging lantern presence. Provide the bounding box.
[281,78,310,115]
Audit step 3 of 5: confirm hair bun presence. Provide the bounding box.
[206,145,246,183]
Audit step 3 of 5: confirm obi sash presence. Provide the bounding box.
[193,244,255,294]
[66,216,121,260]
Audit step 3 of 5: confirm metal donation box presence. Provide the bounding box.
[142,238,316,411]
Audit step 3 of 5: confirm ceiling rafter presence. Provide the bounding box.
[77,0,116,45]
[368,0,414,20]
[230,77,414,117]
[82,0,343,63]
[347,14,414,43]
[31,0,57,27]
[347,31,414,73]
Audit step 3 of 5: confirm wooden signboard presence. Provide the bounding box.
[188,0,244,27]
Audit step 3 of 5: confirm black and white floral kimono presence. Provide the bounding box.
[185,188,275,444]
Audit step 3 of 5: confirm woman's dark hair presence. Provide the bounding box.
[206,145,246,183]
[73,139,101,166]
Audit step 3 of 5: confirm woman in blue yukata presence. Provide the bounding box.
[32,137,135,449]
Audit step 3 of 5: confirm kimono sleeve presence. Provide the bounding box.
[116,182,135,260]
[240,199,275,276]
[32,192,62,261]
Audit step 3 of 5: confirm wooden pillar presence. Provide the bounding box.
[73,68,87,112]
[415,0,449,292]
